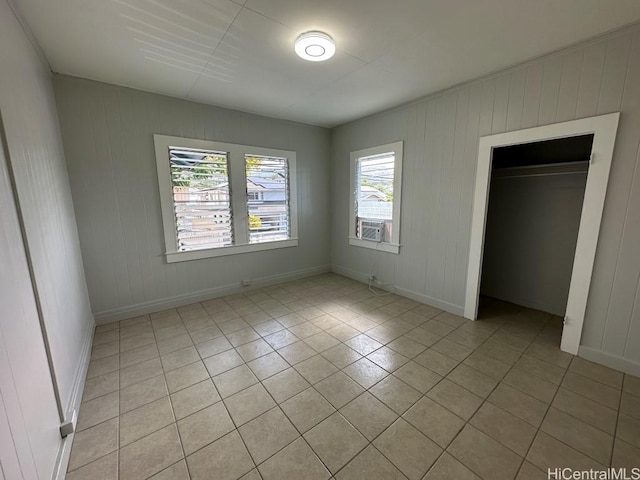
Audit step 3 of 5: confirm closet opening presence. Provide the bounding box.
[477,135,592,346]
[464,113,619,354]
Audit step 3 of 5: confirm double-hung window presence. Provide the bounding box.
[154,135,297,262]
[349,141,403,254]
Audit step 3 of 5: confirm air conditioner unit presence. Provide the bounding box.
[361,220,384,242]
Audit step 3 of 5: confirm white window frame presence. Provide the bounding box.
[349,141,403,254]
[154,134,298,263]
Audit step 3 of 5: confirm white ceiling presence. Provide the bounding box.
[13,0,640,127]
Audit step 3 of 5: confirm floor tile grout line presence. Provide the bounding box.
[210,384,261,477]
[431,307,542,479]
[609,373,625,467]
[548,386,620,437]
[78,308,482,474]
[201,303,448,477]
[75,276,634,479]
[306,310,515,478]
[80,295,510,477]
[515,334,592,476]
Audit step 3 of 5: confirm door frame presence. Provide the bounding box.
[464,112,620,354]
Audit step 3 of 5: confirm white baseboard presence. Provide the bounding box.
[94,265,331,324]
[330,264,464,316]
[52,315,95,480]
[479,290,564,317]
[578,345,640,377]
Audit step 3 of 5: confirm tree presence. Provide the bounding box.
[249,215,262,229]
[171,156,227,188]
[361,178,393,201]
[245,156,263,174]
[172,155,266,188]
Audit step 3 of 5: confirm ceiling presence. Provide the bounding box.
[13,0,640,127]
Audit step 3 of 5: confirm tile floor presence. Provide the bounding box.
[67,273,640,480]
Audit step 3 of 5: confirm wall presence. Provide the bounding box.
[480,168,588,316]
[331,24,640,375]
[54,75,332,322]
[0,0,94,477]
[0,115,62,480]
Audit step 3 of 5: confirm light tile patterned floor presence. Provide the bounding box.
[67,273,640,480]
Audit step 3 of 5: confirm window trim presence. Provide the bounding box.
[154,134,298,263]
[348,141,403,254]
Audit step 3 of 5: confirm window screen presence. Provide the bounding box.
[355,152,395,241]
[246,155,290,244]
[169,146,232,251]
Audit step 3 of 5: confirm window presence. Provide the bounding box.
[247,191,264,202]
[349,141,403,254]
[246,155,290,244]
[155,135,297,262]
[169,147,232,251]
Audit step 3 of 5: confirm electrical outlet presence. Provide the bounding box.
[368,275,377,283]
[241,279,251,287]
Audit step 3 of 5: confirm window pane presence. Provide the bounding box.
[356,152,395,242]
[246,155,290,244]
[169,146,232,251]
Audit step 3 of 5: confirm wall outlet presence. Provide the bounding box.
[241,279,251,287]
[368,275,377,284]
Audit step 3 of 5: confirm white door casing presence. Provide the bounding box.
[464,112,620,355]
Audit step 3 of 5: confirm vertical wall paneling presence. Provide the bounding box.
[521,62,544,128]
[56,76,332,321]
[443,89,469,303]
[556,50,584,123]
[491,76,510,134]
[0,0,95,477]
[582,31,640,350]
[575,42,607,119]
[537,56,563,126]
[505,69,526,132]
[438,94,458,301]
[601,31,640,356]
[331,25,640,375]
[627,273,640,363]
[452,83,483,307]
[597,34,632,114]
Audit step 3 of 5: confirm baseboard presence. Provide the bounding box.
[94,265,331,324]
[393,285,465,316]
[52,314,95,480]
[330,264,465,316]
[479,290,564,317]
[578,345,640,377]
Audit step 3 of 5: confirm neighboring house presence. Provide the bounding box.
[246,174,289,243]
[170,151,290,245]
[359,184,388,201]
[358,184,393,221]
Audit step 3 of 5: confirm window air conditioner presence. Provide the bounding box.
[361,220,384,242]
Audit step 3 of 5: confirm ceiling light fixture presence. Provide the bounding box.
[295,31,336,62]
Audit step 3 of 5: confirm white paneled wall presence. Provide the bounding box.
[54,76,332,322]
[331,25,640,374]
[0,0,94,477]
[0,6,94,416]
[0,130,61,480]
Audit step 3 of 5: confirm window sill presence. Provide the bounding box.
[348,237,400,254]
[165,238,298,263]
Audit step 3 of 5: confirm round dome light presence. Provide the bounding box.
[295,31,335,62]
